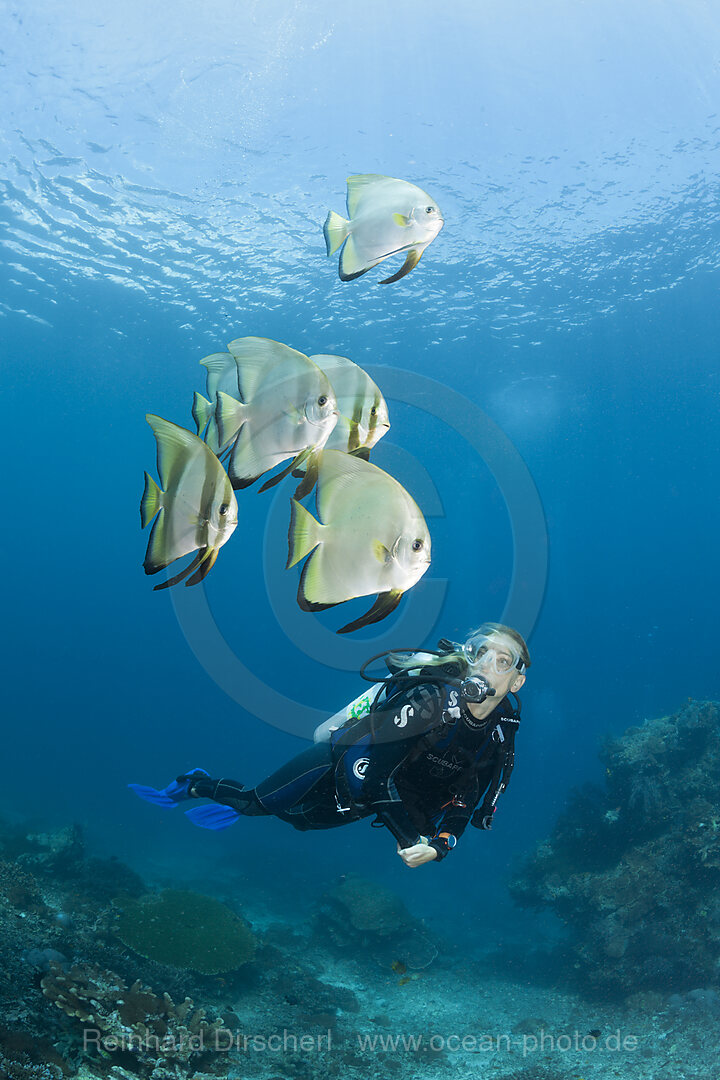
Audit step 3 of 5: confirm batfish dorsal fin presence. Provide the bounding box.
[315,449,376,522]
[146,414,198,491]
[200,352,238,399]
[346,174,387,217]
[227,337,308,402]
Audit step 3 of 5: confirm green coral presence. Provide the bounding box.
[113,889,256,974]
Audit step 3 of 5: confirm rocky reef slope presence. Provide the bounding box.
[510,700,720,996]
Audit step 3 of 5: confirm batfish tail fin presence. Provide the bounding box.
[192,392,214,437]
[323,210,350,256]
[140,472,163,529]
[287,498,321,569]
[215,391,246,451]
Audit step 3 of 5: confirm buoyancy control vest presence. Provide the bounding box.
[315,645,521,826]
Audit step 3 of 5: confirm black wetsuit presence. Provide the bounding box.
[193,681,519,862]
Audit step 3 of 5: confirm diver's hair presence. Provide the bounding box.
[385,645,471,677]
[386,623,531,678]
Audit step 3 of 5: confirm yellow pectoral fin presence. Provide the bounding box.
[393,213,412,227]
[372,540,391,564]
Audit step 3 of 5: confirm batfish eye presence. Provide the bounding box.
[412,539,424,552]
[425,206,434,214]
[370,406,377,415]
[219,503,229,516]
[318,394,328,407]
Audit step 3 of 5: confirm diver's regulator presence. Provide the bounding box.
[460,674,496,705]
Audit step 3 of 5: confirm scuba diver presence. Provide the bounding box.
[130,623,530,868]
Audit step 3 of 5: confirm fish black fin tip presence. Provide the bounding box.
[379,248,422,284]
[230,473,261,490]
[337,589,403,634]
[150,550,205,590]
[293,455,319,500]
[297,555,337,612]
[186,548,218,586]
[338,265,371,282]
[259,450,309,493]
[258,472,282,493]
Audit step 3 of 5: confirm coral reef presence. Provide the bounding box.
[326,875,413,936]
[0,1028,69,1080]
[318,873,439,972]
[112,889,257,974]
[510,700,720,995]
[41,961,225,1078]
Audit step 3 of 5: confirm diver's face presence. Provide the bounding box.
[467,633,526,699]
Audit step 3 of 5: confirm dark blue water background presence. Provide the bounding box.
[2,0,719,934]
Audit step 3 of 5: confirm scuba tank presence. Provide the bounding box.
[313,683,386,743]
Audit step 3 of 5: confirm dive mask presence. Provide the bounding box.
[463,628,527,677]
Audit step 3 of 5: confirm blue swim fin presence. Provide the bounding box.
[128,768,210,808]
[184,804,241,830]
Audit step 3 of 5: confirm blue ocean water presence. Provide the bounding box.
[2,0,720,1075]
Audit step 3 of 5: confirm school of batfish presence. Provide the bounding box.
[140,174,443,632]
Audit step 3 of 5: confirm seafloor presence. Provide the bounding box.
[2,700,719,1080]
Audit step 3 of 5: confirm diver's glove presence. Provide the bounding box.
[128,768,210,808]
[471,808,495,830]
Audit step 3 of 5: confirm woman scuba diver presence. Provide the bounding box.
[130,623,530,868]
